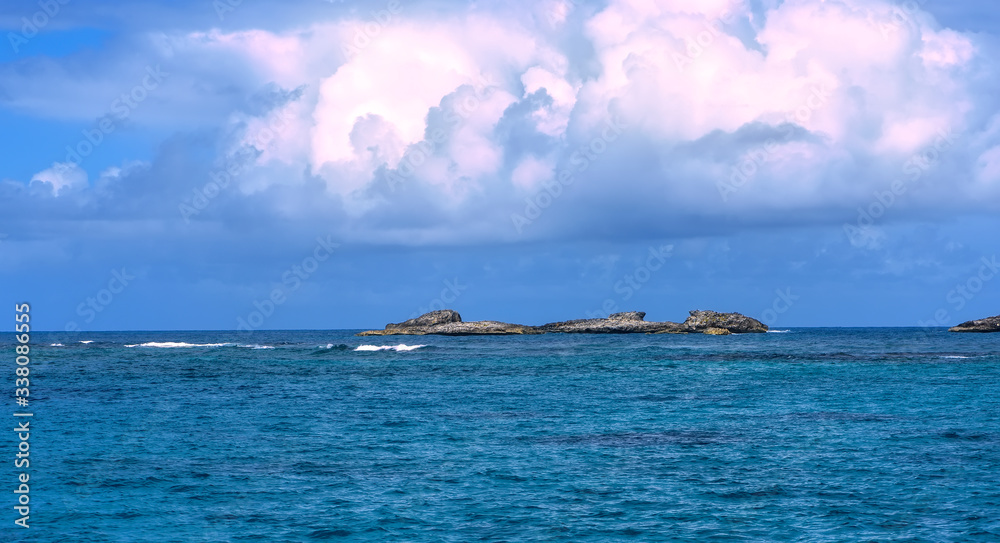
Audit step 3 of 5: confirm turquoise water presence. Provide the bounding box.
[4,328,1000,541]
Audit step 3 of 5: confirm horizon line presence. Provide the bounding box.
[3,326,962,333]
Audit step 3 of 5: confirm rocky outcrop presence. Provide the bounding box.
[385,309,462,329]
[538,312,683,334]
[357,309,767,336]
[358,310,541,336]
[949,315,1000,333]
[678,310,769,334]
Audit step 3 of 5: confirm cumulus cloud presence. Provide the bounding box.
[30,163,87,195]
[4,0,1000,244]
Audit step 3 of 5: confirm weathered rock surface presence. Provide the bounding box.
[357,309,767,336]
[678,310,769,334]
[385,309,462,329]
[948,315,1000,333]
[358,310,541,336]
[538,312,682,334]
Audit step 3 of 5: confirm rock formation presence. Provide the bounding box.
[537,311,681,334]
[359,310,540,336]
[357,309,767,336]
[385,309,462,329]
[677,310,769,334]
[948,315,1000,333]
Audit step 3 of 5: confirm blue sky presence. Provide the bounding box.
[2,0,1000,331]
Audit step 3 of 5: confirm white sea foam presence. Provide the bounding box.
[50,343,64,347]
[355,344,427,352]
[942,355,971,359]
[79,340,94,344]
[767,330,792,333]
[124,342,231,348]
[240,344,275,349]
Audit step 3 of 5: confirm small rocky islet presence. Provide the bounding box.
[357,309,768,336]
[949,315,1000,333]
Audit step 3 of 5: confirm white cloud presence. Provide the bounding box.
[303,16,550,196]
[5,0,998,244]
[30,163,87,195]
[521,66,578,136]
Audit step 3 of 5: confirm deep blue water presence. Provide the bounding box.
[3,328,1000,542]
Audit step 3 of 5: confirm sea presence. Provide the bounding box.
[3,328,1000,542]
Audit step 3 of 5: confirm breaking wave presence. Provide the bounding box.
[354,344,427,352]
[125,342,232,348]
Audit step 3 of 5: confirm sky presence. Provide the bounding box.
[2,0,1000,331]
